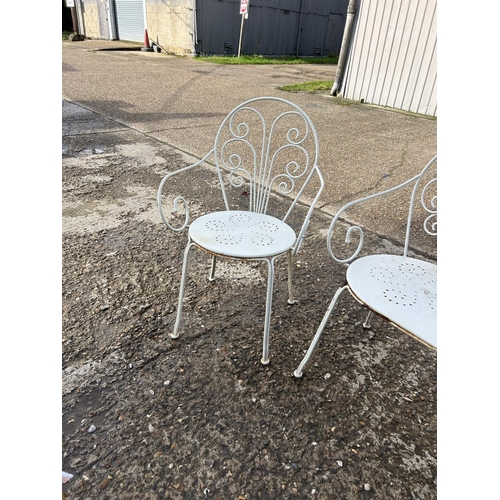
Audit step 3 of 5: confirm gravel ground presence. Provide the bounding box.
[62,100,436,500]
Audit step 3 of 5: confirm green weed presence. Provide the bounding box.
[196,54,338,65]
[277,81,333,93]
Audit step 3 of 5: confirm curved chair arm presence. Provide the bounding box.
[157,150,214,232]
[287,165,325,256]
[327,155,437,263]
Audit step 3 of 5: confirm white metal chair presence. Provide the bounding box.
[158,97,324,365]
[294,155,437,378]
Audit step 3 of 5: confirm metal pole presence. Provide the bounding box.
[238,14,245,57]
[70,7,78,34]
[295,0,304,57]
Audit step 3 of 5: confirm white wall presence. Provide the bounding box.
[341,0,437,116]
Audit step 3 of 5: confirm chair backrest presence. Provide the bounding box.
[327,155,437,263]
[212,97,323,249]
[157,97,324,252]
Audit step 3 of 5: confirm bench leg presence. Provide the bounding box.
[294,284,349,378]
[363,310,373,329]
[208,254,217,282]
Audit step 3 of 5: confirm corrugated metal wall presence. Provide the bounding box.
[341,0,437,116]
[195,0,349,56]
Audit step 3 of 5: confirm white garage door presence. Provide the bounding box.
[114,0,145,43]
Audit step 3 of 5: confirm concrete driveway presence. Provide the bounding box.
[62,40,437,257]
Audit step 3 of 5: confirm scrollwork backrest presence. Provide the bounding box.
[327,155,437,263]
[213,97,320,223]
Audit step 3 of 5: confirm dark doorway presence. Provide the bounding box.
[62,1,73,32]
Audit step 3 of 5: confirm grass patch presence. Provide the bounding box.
[196,54,338,65]
[277,80,332,93]
[62,30,73,41]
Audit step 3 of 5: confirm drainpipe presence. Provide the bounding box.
[331,0,357,96]
[192,0,198,55]
[107,0,117,40]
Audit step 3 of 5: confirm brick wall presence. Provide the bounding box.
[81,0,101,39]
[146,0,195,56]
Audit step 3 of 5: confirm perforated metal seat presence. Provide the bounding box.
[347,255,437,347]
[189,211,297,259]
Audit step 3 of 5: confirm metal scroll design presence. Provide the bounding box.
[217,106,311,214]
[157,151,214,232]
[421,178,437,236]
[327,211,365,264]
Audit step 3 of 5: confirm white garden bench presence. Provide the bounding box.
[294,155,437,378]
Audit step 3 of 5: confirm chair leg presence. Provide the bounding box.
[261,258,276,365]
[172,240,195,339]
[208,254,217,282]
[294,284,349,378]
[287,249,296,305]
[363,310,373,329]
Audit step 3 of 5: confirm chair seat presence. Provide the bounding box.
[189,211,297,259]
[346,255,437,348]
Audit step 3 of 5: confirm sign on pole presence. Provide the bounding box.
[238,0,249,57]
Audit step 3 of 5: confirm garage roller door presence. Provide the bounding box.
[114,0,145,42]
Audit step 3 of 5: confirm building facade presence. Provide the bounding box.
[72,0,349,57]
[68,0,437,116]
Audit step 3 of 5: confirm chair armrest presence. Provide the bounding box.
[157,150,214,232]
[286,165,325,256]
[327,155,437,263]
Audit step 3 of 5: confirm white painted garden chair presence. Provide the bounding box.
[294,155,437,378]
[158,97,324,365]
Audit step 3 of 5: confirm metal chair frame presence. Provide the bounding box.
[158,97,324,364]
[294,155,437,378]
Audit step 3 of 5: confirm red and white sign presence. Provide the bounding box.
[240,0,249,14]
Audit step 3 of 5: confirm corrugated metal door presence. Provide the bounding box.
[341,0,437,116]
[195,0,240,55]
[195,0,348,56]
[114,0,145,42]
[324,13,346,56]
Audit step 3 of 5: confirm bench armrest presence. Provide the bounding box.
[328,156,437,263]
